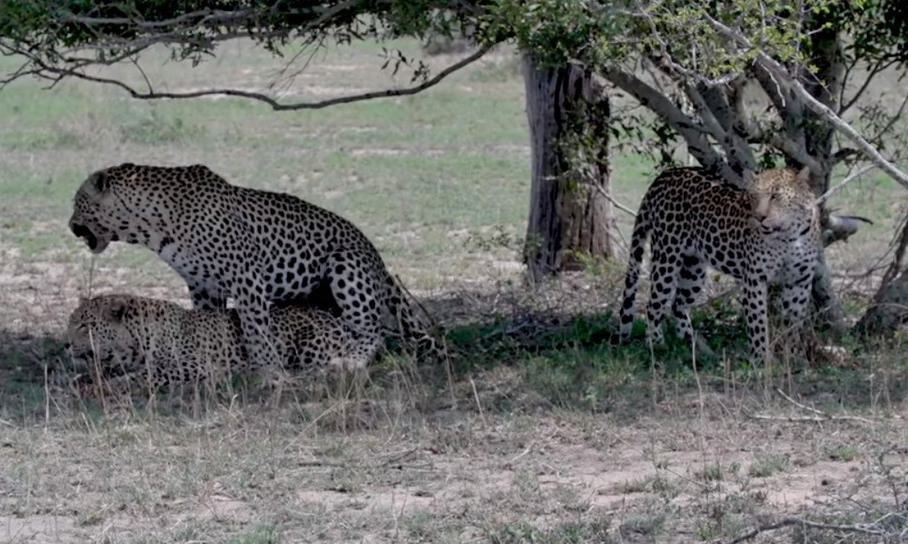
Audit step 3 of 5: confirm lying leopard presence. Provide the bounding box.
[618,166,820,360]
[66,294,368,390]
[68,163,443,366]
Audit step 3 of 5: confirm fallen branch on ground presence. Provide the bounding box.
[724,513,905,544]
[746,388,876,425]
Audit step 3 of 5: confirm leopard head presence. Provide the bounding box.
[751,166,818,236]
[66,295,137,370]
[68,163,173,253]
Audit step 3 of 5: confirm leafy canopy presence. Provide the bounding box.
[2,0,905,78]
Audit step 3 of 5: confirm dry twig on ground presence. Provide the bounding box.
[745,388,876,424]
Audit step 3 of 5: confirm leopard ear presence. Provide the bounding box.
[104,298,129,322]
[796,166,811,185]
[92,171,109,192]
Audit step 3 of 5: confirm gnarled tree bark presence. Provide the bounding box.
[856,212,908,336]
[523,56,618,282]
[855,272,908,336]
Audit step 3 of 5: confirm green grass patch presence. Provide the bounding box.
[228,525,281,544]
[486,520,612,544]
[695,462,738,483]
[748,454,791,478]
[825,444,861,462]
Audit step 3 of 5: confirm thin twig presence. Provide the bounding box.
[839,57,898,115]
[815,164,877,204]
[469,375,486,425]
[746,413,832,423]
[592,183,637,217]
[507,444,533,466]
[43,364,50,432]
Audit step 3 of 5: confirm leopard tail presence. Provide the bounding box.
[618,207,650,342]
[383,275,445,359]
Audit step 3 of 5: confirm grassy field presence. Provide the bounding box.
[0,40,906,543]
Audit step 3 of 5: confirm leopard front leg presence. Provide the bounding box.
[776,269,814,355]
[188,283,227,310]
[742,278,770,362]
[236,301,283,369]
[230,269,284,369]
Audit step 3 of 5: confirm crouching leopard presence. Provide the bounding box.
[68,163,443,367]
[66,294,368,390]
[618,166,820,360]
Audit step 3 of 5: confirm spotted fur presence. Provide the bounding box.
[66,294,367,390]
[618,167,820,360]
[68,163,442,366]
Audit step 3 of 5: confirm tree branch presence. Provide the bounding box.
[815,164,877,204]
[767,133,823,173]
[839,57,898,115]
[57,3,362,34]
[698,83,733,132]
[832,147,859,164]
[58,8,254,29]
[1,44,492,111]
[782,69,908,188]
[706,15,908,191]
[869,91,908,144]
[837,54,859,111]
[592,184,637,217]
[750,61,790,117]
[687,84,756,172]
[648,52,757,173]
[600,65,746,187]
[747,62,826,173]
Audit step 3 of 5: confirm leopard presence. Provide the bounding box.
[618,166,821,361]
[68,163,443,367]
[65,294,368,390]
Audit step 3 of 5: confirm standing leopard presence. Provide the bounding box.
[68,163,442,367]
[618,166,820,360]
[66,294,368,390]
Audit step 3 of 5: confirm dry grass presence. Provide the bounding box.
[2,367,905,543]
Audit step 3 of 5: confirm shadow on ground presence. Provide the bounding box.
[0,329,68,420]
[2,284,906,423]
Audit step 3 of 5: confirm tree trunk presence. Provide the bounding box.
[856,210,908,336]
[855,273,908,336]
[801,18,849,332]
[523,55,618,282]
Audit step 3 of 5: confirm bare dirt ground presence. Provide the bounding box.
[2,371,905,544]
